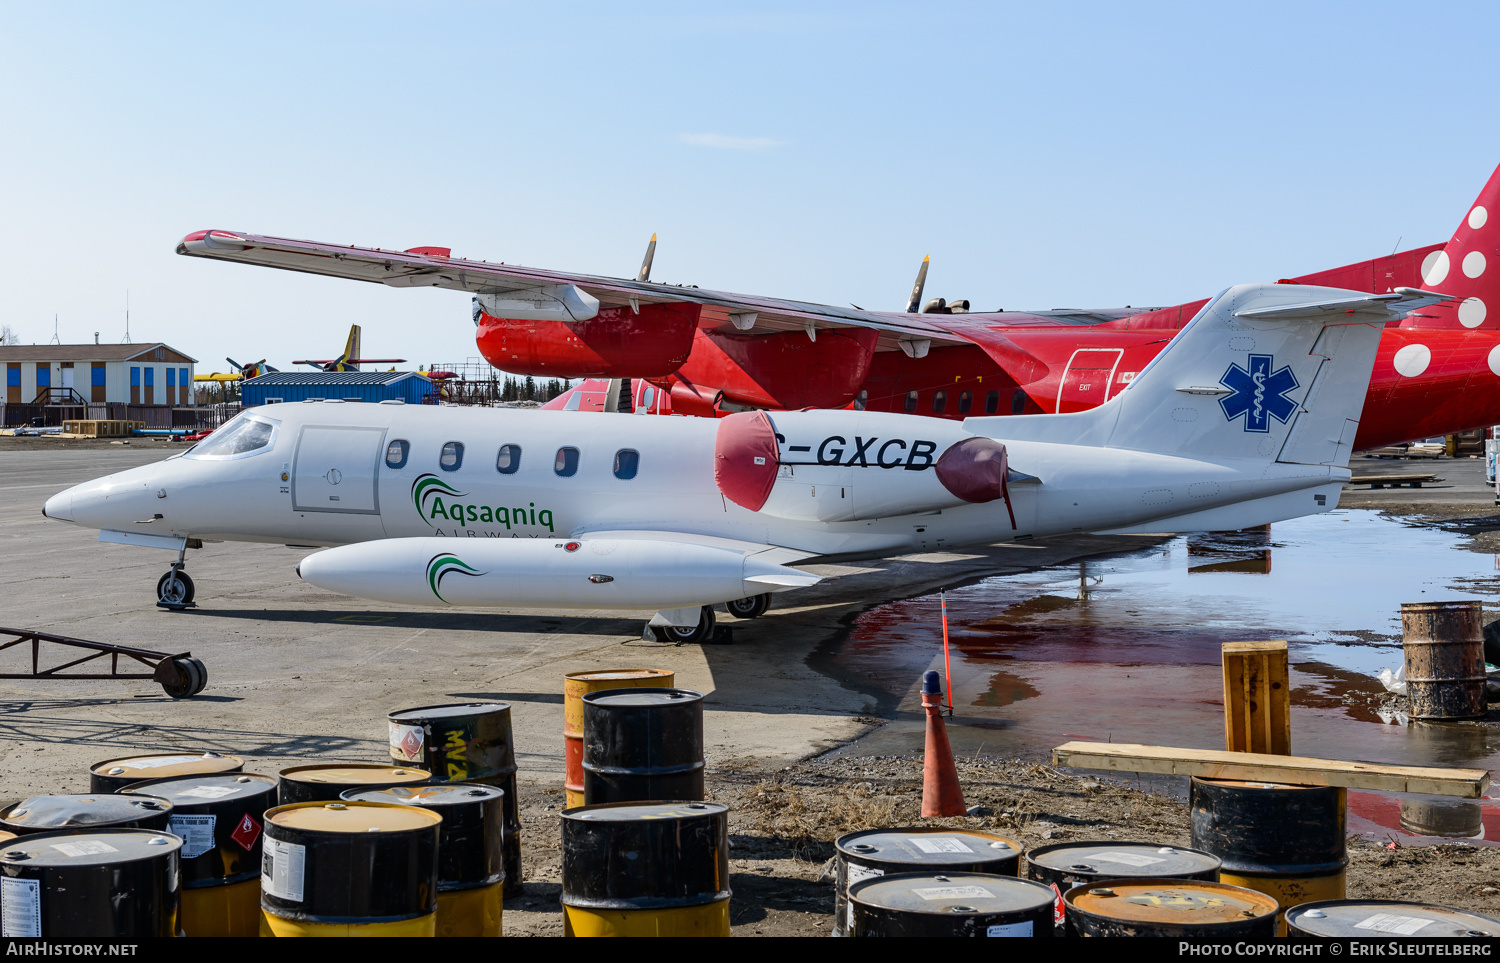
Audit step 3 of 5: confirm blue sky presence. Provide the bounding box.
[2,2,1497,372]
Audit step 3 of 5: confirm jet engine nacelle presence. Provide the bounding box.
[296,536,819,611]
[714,410,1014,523]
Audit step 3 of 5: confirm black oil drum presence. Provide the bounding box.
[276,763,430,806]
[561,801,730,937]
[848,872,1054,937]
[1,794,174,835]
[581,688,704,805]
[1065,878,1279,938]
[387,702,521,896]
[260,800,442,937]
[343,783,505,937]
[89,751,242,793]
[1190,777,1346,922]
[0,830,182,937]
[120,772,277,937]
[834,828,1023,936]
[1286,900,1500,938]
[1026,840,1220,930]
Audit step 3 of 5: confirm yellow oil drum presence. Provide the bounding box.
[561,801,729,937]
[344,783,506,937]
[1065,878,1279,938]
[1191,777,1346,933]
[275,763,430,806]
[563,670,674,808]
[121,772,278,937]
[259,801,441,937]
[89,751,242,792]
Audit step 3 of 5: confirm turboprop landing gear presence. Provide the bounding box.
[725,593,772,620]
[648,605,721,645]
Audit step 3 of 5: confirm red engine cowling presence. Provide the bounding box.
[475,301,699,378]
[673,327,878,410]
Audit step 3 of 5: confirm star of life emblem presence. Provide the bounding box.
[1218,353,1299,432]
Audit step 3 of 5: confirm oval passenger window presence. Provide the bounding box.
[958,391,972,415]
[496,444,521,474]
[386,439,410,469]
[555,447,579,477]
[985,390,1000,415]
[904,390,918,413]
[440,441,464,471]
[932,390,946,414]
[613,449,639,480]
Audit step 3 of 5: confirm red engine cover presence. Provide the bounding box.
[714,410,779,511]
[674,327,878,410]
[475,301,699,378]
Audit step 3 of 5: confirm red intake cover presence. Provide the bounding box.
[715,410,780,511]
[935,436,1009,503]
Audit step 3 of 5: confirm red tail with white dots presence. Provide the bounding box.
[1402,162,1500,330]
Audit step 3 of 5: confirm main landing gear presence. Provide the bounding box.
[724,593,772,620]
[646,594,773,645]
[157,544,196,611]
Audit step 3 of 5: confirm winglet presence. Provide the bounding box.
[905,255,931,313]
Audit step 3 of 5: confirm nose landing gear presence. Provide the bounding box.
[157,564,196,611]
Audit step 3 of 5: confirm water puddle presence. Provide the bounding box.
[823,509,1500,842]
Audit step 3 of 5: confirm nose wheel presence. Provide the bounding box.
[156,566,196,610]
[725,593,772,620]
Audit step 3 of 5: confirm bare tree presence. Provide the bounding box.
[0,325,18,346]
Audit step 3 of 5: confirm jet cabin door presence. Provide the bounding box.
[292,426,384,513]
[1056,349,1123,413]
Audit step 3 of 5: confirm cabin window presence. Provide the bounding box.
[854,390,867,411]
[385,439,410,469]
[904,390,918,413]
[1011,389,1027,415]
[932,390,946,414]
[555,446,580,477]
[958,390,972,415]
[984,390,1000,414]
[440,441,464,471]
[613,449,640,480]
[496,444,522,474]
[185,413,278,459]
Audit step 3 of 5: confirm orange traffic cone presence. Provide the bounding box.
[920,670,966,817]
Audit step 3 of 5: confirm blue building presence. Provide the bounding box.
[239,371,436,407]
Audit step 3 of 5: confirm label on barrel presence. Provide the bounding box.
[179,784,237,800]
[913,885,995,901]
[1093,851,1166,868]
[50,839,119,858]
[1050,883,1064,925]
[1354,913,1435,936]
[171,814,217,858]
[986,921,1034,937]
[910,836,974,855]
[1,878,40,937]
[263,838,306,902]
[389,722,424,762]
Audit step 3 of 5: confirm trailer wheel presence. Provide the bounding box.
[161,657,202,698]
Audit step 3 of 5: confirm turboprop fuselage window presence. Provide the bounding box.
[958,391,972,415]
[386,440,410,469]
[555,447,579,477]
[932,390,947,414]
[497,444,521,474]
[613,449,639,480]
[904,390,918,413]
[184,415,277,460]
[440,442,464,471]
[985,390,1000,415]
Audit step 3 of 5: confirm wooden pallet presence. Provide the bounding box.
[1348,473,1439,489]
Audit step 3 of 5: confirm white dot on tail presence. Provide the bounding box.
[1489,345,1500,377]
[1393,343,1431,377]
[1423,250,1451,286]
[1464,250,1486,278]
[1471,206,1488,230]
[1459,297,1488,328]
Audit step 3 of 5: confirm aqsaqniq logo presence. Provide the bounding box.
[1218,353,1299,433]
[426,553,485,603]
[412,474,466,526]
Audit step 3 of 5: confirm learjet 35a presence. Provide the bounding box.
[42,282,1445,641]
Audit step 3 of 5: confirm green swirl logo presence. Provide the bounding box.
[412,474,466,527]
[426,553,485,603]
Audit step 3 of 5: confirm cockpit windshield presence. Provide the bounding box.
[184,414,279,460]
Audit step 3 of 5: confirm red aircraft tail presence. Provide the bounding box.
[1401,162,1500,330]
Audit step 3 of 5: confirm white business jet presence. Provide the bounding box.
[41,283,1444,642]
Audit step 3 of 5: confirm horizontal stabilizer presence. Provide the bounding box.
[1233,287,1452,321]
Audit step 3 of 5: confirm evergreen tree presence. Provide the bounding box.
[523,375,536,401]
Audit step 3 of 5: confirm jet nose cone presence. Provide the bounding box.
[42,490,74,522]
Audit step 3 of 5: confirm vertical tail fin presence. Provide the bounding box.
[1404,162,1500,330]
[343,324,362,371]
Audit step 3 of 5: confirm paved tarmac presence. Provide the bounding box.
[0,447,1160,801]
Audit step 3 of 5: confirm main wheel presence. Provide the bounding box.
[161,658,199,698]
[725,593,772,620]
[649,605,716,645]
[157,569,195,606]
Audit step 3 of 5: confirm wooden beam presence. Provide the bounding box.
[1052,742,1489,798]
[1221,641,1290,754]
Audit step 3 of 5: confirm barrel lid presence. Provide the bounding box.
[851,872,1054,915]
[1027,840,1220,877]
[0,830,182,867]
[342,784,504,807]
[837,828,1022,864]
[278,764,430,785]
[563,801,727,822]
[90,751,241,780]
[387,703,509,723]
[565,669,673,682]
[1,794,172,830]
[268,801,443,834]
[1286,901,1500,938]
[120,772,277,804]
[581,688,702,707]
[1067,879,1278,923]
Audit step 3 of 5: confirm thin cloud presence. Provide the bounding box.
[678,133,786,151]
